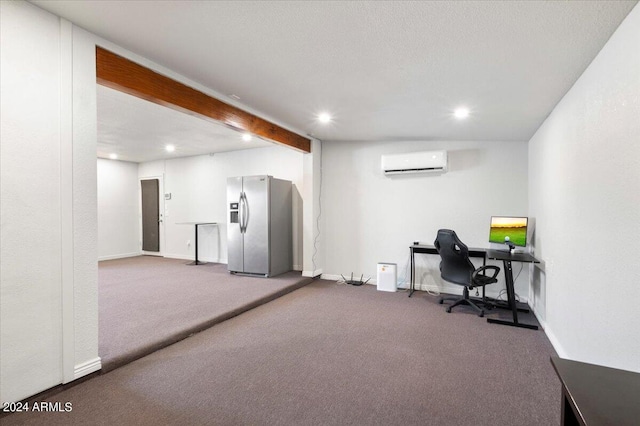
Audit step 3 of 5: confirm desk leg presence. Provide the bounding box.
[561,386,581,426]
[187,224,207,266]
[487,260,538,330]
[195,224,200,265]
[409,248,415,297]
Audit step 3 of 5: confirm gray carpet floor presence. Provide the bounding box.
[4,280,560,426]
[98,256,311,371]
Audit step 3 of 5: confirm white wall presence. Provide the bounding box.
[97,159,140,260]
[0,0,63,403]
[1,1,101,404]
[140,146,305,268]
[528,4,640,372]
[321,140,529,299]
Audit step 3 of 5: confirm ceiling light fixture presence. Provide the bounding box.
[165,144,175,153]
[317,112,332,124]
[242,133,252,142]
[454,107,470,119]
[109,153,118,160]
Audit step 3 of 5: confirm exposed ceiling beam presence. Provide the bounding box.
[95,46,311,153]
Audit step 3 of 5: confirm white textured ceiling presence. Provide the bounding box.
[34,0,637,143]
[97,86,273,163]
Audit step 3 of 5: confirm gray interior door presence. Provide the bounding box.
[242,176,270,274]
[141,179,160,252]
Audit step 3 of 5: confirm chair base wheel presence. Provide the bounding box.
[441,294,489,317]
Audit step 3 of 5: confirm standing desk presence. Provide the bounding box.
[486,250,539,330]
[409,244,486,297]
[176,222,218,265]
[410,245,540,330]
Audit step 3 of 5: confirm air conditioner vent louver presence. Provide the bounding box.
[381,150,448,175]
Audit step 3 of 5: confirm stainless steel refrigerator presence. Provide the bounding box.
[227,175,292,277]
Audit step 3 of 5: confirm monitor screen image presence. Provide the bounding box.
[489,216,528,247]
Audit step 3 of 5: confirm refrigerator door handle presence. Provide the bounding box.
[242,191,249,233]
[239,192,246,233]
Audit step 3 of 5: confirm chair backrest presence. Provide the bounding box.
[434,229,475,286]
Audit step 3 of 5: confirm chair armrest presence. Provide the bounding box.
[472,265,500,280]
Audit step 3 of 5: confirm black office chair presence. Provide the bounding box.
[434,229,499,317]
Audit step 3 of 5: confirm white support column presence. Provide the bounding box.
[302,139,324,278]
[60,17,75,384]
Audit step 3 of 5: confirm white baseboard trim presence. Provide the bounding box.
[163,254,222,263]
[536,328,571,359]
[320,274,378,284]
[320,275,451,290]
[303,269,323,278]
[293,264,302,271]
[162,253,197,261]
[530,305,567,358]
[198,257,221,263]
[73,357,102,380]
[318,275,529,302]
[98,252,141,261]
[318,273,338,280]
[413,282,529,303]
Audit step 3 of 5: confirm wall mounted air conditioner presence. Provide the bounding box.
[381,150,448,175]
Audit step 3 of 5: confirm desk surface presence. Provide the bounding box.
[486,249,539,263]
[411,244,486,256]
[551,356,640,426]
[409,244,486,297]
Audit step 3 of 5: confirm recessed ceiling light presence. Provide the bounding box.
[109,153,118,160]
[242,133,252,142]
[454,107,470,119]
[165,144,175,153]
[317,112,332,123]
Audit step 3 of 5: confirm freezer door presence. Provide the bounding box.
[227,177,244,272]
[242,176,270,274]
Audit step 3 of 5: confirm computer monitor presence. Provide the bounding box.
[489,216,528,248]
